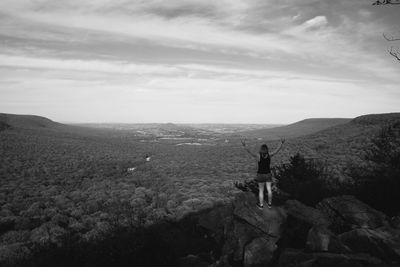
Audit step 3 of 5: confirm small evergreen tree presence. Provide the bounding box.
[354,122,400,215]
[276,153,330,205]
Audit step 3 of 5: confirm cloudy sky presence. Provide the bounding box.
[0,0,399,123]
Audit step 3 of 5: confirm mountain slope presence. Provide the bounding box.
[289,112,400,178]
[299,113,400,151]
[237,118,351,140]
[0,113,61,129]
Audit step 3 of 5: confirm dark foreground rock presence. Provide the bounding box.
[278,248,384,267]
[306,226,351,253]
[225,192,286,266]
[178,254,209,267]
[316,195,389,233]
[214,193,400,267]
[1,192,400,267]
[338,227,400,262]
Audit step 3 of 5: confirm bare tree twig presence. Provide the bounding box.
[389,47,400,61]
[383,33,400,41]
[373,0,400,5]
[373,1,400,62]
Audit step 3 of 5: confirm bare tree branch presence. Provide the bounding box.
[383,33,400,41]
[389,47,400,61]
[373,1,400,62]
[373,0,400,5]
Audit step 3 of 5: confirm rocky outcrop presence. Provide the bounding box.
[233,193,286,236]
[282,200,335,251]
[243,237,276,267]
[306,226,351,253]
[338,227,400,262]
[1,192,400,267]
[285,200,331,228]
[179,254,209,267]
[210,193,400,267]
[220,192,286,267]
[316,195,389,233]
[278,248,384,267]
[283,199,350,253]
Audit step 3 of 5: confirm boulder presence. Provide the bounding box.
[285,200,330,227]
[178,254,209,267]
[230,221,261,262]
[338,227,400,262]
[243,237,277,267]
[209,255,231,267]
[198,204,233,244]
[391,216,400,229]
[220,192,285,266]
[306,226,330,251]
[317,195,389,233]
[278,248,384,267]
[282,200,331,249]
[198,205,232,231]
[306,226,351,253]
[233,192,286,236]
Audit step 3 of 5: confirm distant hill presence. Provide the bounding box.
[351,112,400,125]
[301,113,400,145]
[289,112,400,179]
[236,118,351,140]
[0,113,61,129]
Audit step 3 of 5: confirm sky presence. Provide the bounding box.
[0,0,399,124]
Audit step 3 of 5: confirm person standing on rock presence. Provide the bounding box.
[241,138,285,209]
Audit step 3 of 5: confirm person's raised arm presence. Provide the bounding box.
[270,138,285,157]
[241,139,258,160]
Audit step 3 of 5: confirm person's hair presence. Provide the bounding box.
[259,144,269,154]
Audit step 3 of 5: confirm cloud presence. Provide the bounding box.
[0,54,181,76]
[0,0,399,123]
[302,16,328,29]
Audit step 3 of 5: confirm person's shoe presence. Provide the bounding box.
[267,203,272,209]
[256,202,264,210]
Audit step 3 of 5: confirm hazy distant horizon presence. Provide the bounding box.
[66,121,286,125]
[3,110,398,125]
[1,0,399,123]
[3,110,364,125]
